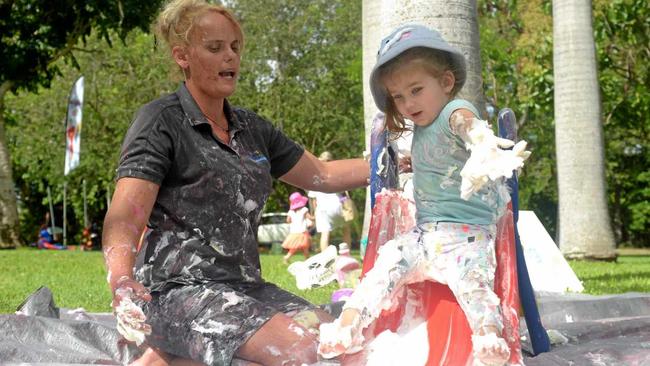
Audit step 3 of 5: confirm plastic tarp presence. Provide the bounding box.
[2,287,650,365]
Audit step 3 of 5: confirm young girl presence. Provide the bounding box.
[282,192,314,264]
[318,25,530,365]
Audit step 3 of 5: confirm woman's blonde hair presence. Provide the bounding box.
[155,0,244,76]
[378,47,463,137]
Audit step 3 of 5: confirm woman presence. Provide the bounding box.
[102,1,368,365]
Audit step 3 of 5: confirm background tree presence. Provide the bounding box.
[0,0,164,248]
[552,0,616,259]
[6,0,366,245]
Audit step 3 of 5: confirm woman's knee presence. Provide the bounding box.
[236,313,319,366]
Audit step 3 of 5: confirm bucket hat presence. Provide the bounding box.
[370,24,467,112]
[289,192,309,210]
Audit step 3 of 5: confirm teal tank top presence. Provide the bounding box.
[411,99,507,226]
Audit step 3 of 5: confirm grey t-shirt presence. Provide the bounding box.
[117,84,304,291]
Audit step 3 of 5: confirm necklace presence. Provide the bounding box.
[205,114,229,133]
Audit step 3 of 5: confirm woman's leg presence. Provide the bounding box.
[235,312,321,366]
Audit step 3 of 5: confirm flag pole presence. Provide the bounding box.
[63,180,67,246]
[83,179,88,228]
[47,185,56,230]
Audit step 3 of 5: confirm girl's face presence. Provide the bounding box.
[383,62,455,127]
[174,11,242,100]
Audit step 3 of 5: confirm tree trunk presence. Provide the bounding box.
[552,0,616,260]
[361,0,484,238]
[0,81,21,249]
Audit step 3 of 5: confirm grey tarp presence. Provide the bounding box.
[1,287,650,365]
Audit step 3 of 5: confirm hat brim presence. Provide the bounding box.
[370,37,467,112]
[290,197,308,210]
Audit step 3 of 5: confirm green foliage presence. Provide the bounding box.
[594,0,649,246]
[479,0,649,246]
[231,0,364,214]
[479,0,558,237]
[0,0,164,92]
[6,30,175,242]
[6,1,365,242]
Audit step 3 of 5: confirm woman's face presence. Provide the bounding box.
[177,11,242,100]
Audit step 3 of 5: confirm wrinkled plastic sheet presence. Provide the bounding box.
[2,287,650,365]
[0,286,141,365]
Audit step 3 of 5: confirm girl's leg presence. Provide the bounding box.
[284,246,300,264]
[318,231,423,358]
[433,225,509,365]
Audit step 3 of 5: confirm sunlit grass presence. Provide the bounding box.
[1,247,648,314]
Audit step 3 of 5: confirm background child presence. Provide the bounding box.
[282,192,314,264]
[318,24,529,365]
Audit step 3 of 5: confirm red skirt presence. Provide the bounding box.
[281,232,311,250]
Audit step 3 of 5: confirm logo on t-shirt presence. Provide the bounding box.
[250,151,268,164]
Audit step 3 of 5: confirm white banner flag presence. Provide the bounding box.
[64,76,84,176]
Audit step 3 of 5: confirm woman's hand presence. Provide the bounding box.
[113,276,152,345]
[399,155,412,173]
[113,276,152,308]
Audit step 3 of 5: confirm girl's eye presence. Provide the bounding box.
[392,94,403,101]
[208,45,222,53]
[411,87,422,95]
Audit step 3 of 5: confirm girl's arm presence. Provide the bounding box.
[448,109,530,200]
[280,151,369,193]
[448,108,477,142]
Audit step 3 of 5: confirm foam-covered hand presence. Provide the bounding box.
[113,277,152,345]
[459,118,531,200]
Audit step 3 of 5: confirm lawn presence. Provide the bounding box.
[1,247,649,314]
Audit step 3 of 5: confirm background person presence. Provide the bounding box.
[281,192,313,264]
[101,1,368,365]
[308,151,353,252]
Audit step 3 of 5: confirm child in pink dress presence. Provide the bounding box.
[282,192,314,264]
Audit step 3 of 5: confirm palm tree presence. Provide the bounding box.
[360,0,485,237]
[552,0,616,259]
[0,81,20,249]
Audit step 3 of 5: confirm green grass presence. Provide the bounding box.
[1,247,649,314]
[567,255,650,294]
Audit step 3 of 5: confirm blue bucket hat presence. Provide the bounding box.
[370,24,467,112]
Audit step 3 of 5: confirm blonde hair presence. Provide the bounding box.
[378,47,463,136]
[155,0,244,77]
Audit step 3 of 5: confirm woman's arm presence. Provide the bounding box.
[280,151,369,193]
[102,177,159,305]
